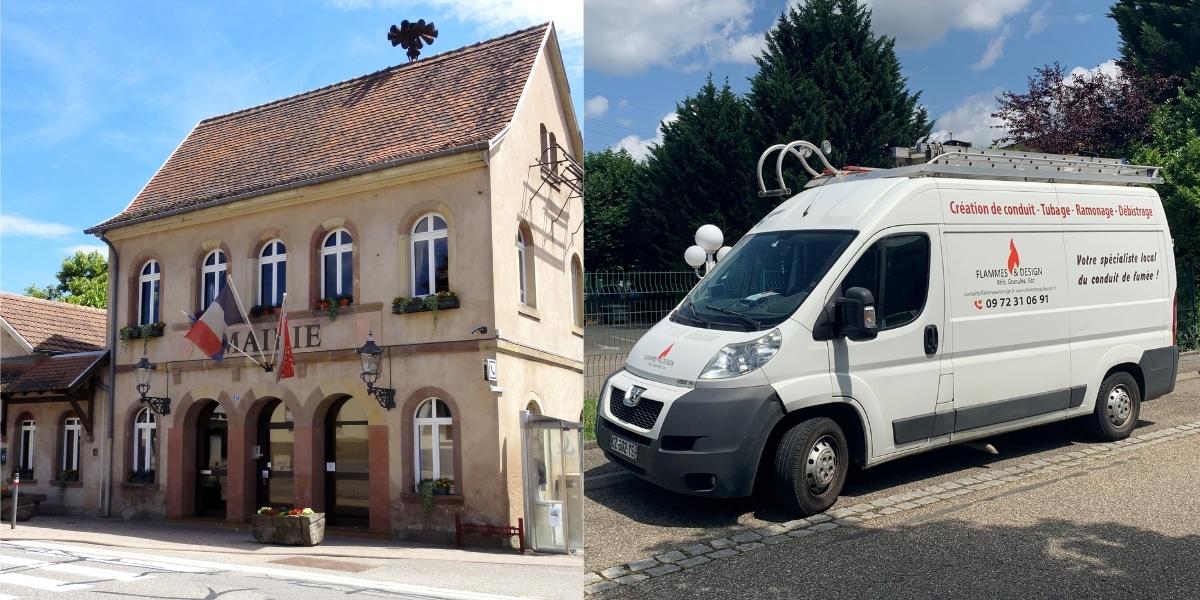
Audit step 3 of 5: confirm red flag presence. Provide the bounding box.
[273,307,295,382]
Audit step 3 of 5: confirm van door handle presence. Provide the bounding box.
[924,324,939,355]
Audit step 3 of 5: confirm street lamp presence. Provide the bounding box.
[684,225,733,278]
[134,350,171,415]
[356,332,395,410]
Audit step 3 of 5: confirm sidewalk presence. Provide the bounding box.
[0,515,582,599]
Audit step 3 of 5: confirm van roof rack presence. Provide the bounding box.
[757,140,1163,196]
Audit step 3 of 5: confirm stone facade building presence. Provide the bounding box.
[74,23,582,542]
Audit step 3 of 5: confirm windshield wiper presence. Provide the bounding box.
[682,300,710,327]
[704,304,760,329]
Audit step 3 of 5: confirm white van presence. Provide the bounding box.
[596,143,1179,515]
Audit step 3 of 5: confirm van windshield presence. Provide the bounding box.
[673,230,856,331]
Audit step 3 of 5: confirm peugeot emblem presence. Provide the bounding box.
[623,386,646,408]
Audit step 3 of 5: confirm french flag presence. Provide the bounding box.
[185,285,246,360]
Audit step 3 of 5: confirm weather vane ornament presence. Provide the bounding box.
[388,19,439,61]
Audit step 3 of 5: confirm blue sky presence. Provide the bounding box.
[1,0,581,293]
[583,0,1121,158]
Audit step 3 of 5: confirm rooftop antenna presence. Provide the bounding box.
[388,19,439,61]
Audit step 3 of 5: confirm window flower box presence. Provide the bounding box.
[392,291,460,314]
[252,507,325,546]
[129,470,155,484]
[119,322,165,344]
[56,470,79,483]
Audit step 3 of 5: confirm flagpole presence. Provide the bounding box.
[274,292,288,383]
[225,274,268,368]
[182,310,265,368]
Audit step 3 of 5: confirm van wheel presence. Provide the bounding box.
[774,417,848,515]
[1087,372,1141,441]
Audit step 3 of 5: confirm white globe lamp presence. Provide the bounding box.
[715,246,732,262]
[695,224,723,252]
[684,245,707,269]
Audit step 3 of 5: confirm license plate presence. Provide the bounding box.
[609,434,639,462]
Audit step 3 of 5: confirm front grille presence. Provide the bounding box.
[608,386,664,430]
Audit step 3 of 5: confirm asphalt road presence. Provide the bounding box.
[0,540,545,600]
[585,375,1200,591]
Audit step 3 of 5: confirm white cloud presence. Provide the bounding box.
[1027,3,1050,37]
[929,89,1007,148]
[1069,59,1121,80]
[0,214,75,237]
[613,112,678,161]
[585,95,610,119]
[864,0,1028,48]
[723,33,766,64]
[973,25,1011,71]
[62,244,107,256]
[584,0,757,75]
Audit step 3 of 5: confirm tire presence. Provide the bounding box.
[1087,371,1141,441]
[774,417,849,515]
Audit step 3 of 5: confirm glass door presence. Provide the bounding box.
[196,402,228,518]
[256,400,294,510]
[325,397,370,527]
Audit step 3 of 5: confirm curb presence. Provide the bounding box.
[584,420,1200,595]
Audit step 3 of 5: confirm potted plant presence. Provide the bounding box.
[433,477,454,496]
[418,479,436,513]
[57,469,79,483]
[337,293,353,307]
[264,305,277,316]
[143,322,165,337]
[249,305,265,318]
[317,297,332,311]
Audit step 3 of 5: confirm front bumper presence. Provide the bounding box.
[595,372,784,497]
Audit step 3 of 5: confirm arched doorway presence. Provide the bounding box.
[256,399,294,510]
[196,401,228,517]
[324,396,369,527]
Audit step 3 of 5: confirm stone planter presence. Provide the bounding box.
[1,492,47,522]
[251,513,326,546]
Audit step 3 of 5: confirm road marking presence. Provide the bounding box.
[0,553,154,581]
[0,572,90,592]
[4,541,529,600]
[5,544,210,574]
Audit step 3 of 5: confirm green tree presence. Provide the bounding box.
[1110,0,1200,88]
[24,250,109,308]
[631,77,764,270]
[1133,76,1200,270]
[748,0,930,188]
[583,148,643,271]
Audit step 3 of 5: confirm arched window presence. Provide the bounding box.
[413,398,453,489]
[18,418,36,479]
[571,255,584,327]
[201,250,227,309]
[61,416,81,480]
[517,223,536,306]
[139,260,161,325]
[411,214,449,296]
[321,229,353,299]
[258,239,287,307]
[132,407,156,480]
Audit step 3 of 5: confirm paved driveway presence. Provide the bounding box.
[585,375,1200,598]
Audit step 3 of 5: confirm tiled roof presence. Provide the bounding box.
[3,351,107,394]
[0,293,108,353]
[89,23,548,232]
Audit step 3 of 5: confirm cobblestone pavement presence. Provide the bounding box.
[585,375,1200,596]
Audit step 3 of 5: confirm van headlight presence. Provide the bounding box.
[699,329,782,379]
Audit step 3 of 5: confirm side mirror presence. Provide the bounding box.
[836,287,878,341]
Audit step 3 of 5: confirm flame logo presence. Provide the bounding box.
[1007,239,1020,273]
[658,343,674,360]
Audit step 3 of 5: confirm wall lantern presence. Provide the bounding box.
[134,350,172,415]
[356,332,396,410]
